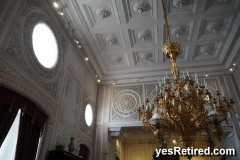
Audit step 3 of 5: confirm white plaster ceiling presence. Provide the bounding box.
[58,0,240,83]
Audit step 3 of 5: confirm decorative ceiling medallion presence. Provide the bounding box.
[139,52,153,62]
[105,35,117,46]
[173,0,186,8]
[205,21,220,33]
[170,25,185,38]
[112,89,141,120]
[132,0,148,14]
[95,6,110,19]
[199,45,213,56]
[136,30,151,41]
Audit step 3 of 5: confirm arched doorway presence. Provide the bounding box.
[79,144,89,160]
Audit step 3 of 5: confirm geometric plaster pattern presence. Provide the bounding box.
[95,128,103,160]
[0,59,25,81]
[223,76,240,117]
[69,51,85,82]
[6,1,67,96]
[85,71,97,101]
[112,86,142,121]
[56,73,81,146]
[97,86,105,125]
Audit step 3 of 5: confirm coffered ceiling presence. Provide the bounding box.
[58,0,240,83]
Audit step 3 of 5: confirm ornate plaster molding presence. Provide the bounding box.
[112,86,142,120]
[97,86,105,125]
[105,35,117,46]
[95,6,110,19]
[6,5,67,96]
[199,45,213,56]
[170,25,185,38]
[109,131,123,140]
[95,128,103,160]
[132,1,148,14]
[137,30,151,41]
[173,0,185,8]
[139,52,152,62]
[206,21,220,33]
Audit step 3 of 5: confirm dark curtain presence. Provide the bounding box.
[15,110,41,160]
[0,103,18,147]
[79,144,89,160]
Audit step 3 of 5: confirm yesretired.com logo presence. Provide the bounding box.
[155,147,235,157]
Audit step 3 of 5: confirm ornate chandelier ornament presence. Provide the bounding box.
[138,0,236,159]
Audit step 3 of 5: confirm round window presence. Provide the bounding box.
[85,104,93,126]
[32,23,58,68]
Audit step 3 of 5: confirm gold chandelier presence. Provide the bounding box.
[138,0,236,159]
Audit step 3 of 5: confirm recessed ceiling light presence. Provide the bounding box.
[205,74,208,77]
[113,82,115,85]
[173,140,176,143]
[95,75,98,78]
[97,79,101,83]
[85,57,89,61]
[233,63,236,66]
[58,12,64,16]
[53,2,59,8]
[230,68,233,71]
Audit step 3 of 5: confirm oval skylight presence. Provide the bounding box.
[85,104,93,126]
[32,23,58,68]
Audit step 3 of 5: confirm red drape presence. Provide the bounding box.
[0,87,47,131]
[15,110,41,160]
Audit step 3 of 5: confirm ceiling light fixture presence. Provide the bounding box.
[53,2,59,8]
[85,57,89,61]
[206,74,208,77]
[113,81,116,85]
[97,79,101,83]
[138,1,235,159]
[229,68,233,71]
[58,11,64,16]
[233,63,236,66]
